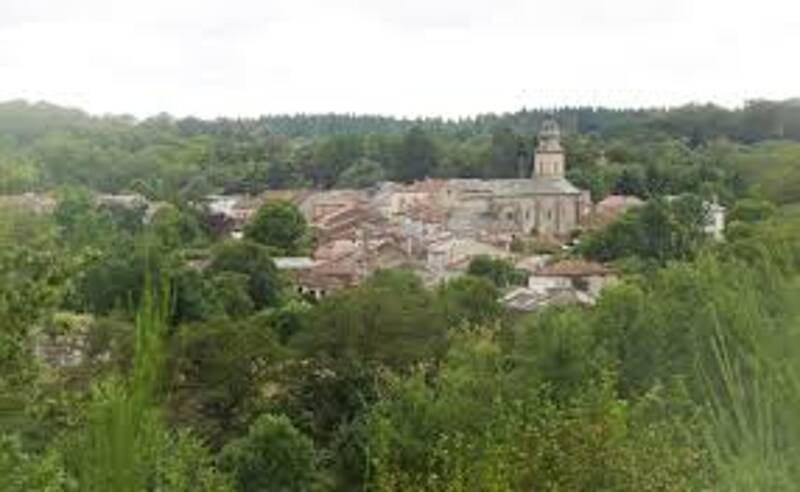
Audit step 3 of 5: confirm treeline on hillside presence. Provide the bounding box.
[1,99,800,202]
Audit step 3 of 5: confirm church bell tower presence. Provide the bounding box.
[533,116,565,179]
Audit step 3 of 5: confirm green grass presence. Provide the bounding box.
[703,277,800,490]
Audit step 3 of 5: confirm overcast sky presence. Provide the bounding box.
[1,0,798,119]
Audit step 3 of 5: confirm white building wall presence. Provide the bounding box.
[528,275,570,294]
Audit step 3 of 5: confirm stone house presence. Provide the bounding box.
[528,259,617,297]
[502,286,594,312]
[426,237,512,283]
[296,261,359,300]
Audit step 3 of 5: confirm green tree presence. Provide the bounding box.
[580,195,710,265]
[63,281,233,492]
[336,158,385,188]
[437,275,503,328]
[367,332,711,491]
[728,198,776,224]
[170,317,282,447]
[0,209,67,394]
[513,307,598,400]
[486,126,520,178]
[296,269,448,369]
[149,204,206,251]
[308,135,362,188]
[261,299,311,344]
[219,414,316,492]
[466,255,523,288]
[0,154,41,193]
[211,271,256,319]
[394,127,438,182]
[72,237,167,315]
[54,187,108,250]
[171,267,223,323]
[209,240,283,310]
[0,434,65,492]
[244,201,308,256]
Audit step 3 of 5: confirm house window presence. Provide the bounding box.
[506,211,514,221]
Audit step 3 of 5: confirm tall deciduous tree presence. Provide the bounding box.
[210,240,283,310]
[336,158,385,188]
[244,201,308,256]
[394,127,438,182]
[296,269,448,369]
[437,275,503,328]
[219,414,316,492]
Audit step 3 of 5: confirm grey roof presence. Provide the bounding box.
[274,257,317,270]
[502,286,595,312]
[502,287,548,312]
[449,177,582,196]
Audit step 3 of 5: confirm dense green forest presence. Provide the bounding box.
[2,98,800,202]
[3,99,800,490]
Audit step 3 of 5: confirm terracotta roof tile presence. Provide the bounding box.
[535,259,614,277]
[596,195,644,210]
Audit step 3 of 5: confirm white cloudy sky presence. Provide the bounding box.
[1,0,798,118]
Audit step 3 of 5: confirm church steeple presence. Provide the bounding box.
[533,116,565,179]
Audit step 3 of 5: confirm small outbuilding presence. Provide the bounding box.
[528,259,617,297]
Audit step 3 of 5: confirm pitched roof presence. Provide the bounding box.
[515,255,552,273]
[502,287,548,311]
[596,195,644,210]
[406,201,447,224]
[449,177,583,196]
[274,257,317,270]
[316,203,367,228]
[296,254,361,290]
[501,286,595,312]
[410,178,448,193]
[535,259,614,277]
[314,239,359,261]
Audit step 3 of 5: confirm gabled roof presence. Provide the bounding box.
[410,178,448,194]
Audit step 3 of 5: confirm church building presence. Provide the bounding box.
[442,117,590,237]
